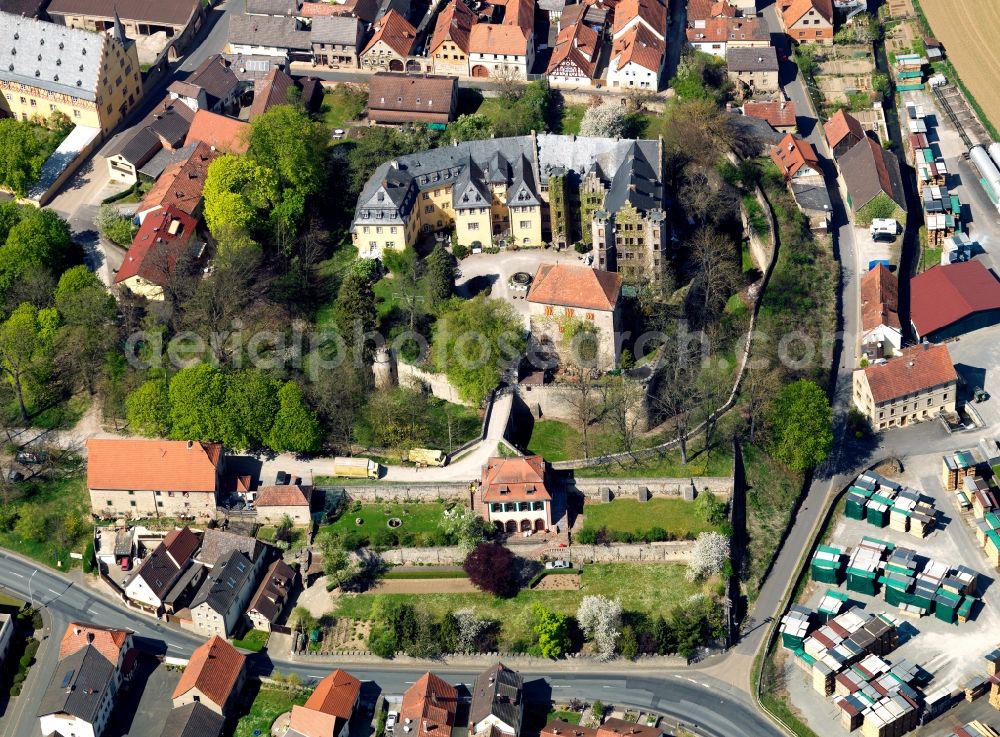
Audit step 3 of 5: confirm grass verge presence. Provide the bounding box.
[234,687,310,737]
[0,473,90,569]
[582,498,720,539]
[233,629,269,652]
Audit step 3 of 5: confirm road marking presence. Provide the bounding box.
[9,572,23,578]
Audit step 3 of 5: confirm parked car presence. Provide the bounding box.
[275,471,290,485]
[545,560,572,570]
[386,712,398,732]
[120,557,131,571]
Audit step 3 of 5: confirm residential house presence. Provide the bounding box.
[167,54,243,114]
[309,0,379,24]
[360,9,419,71]
[184,109,251,153]
[742,100,797,134]
[400,673,459,737]
[86,439,222,519]
[255,483,314,525]
[125,526,201,611]
[285,669,361,737]
[779,0,833,43]
[135,141,219,222]
[726,47,780,95]
[428,0,474,76]
[247,560,298,631]
[0,11,141,134]
[196,528,270,571]
[824,109,866,158]
[367,72,457,124]
[159,703,225,737]
[46,0,205,58]
[39,624,136,737]
[114,205,204,299]
[469,663,524,737]
[310,14,365,68]
[248,67,295,118]
[839,136,906,214]
[247,0,301,16]
[686,0,737,27]
[611,0,666,41]
[607,24,664,89]
[853,343,958,430]
[480,457,552,534]
[103,99,197,184]
[860,264,901,359]
[172,635,246,715]
[909,260,1000,342]
[186,550,258,637]
[527,263,623,370]
[770,133,821,180]
[0,614,11,668]
[546,8,601,86]
[228,13,312,59]
[686,15,769,58]
[467,0,535,79]
[0,0,47,18]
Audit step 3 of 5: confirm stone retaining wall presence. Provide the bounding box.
[568,476,734,500]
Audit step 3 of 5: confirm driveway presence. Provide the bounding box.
[104,657,180,737]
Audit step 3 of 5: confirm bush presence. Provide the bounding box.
[574,242,592,254]
[82,540,96,574]
[452,243,469,259]
[95,204,138,246]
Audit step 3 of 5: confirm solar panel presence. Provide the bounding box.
[61,669,75,689]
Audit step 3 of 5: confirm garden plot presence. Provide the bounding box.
[817,75,874,104]
[817,58,877,76]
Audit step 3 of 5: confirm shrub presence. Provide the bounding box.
[574,242,592,254]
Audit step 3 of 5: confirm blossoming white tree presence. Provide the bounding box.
[577,595,623,659]
[579,101,629,138]
[686,531,730,581]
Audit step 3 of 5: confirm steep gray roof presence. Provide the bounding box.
[191,550,255,614]
[229,13,312,51]
[310,15,363,44]
[0,12,107,102]
[247,0,300,15]
[159,702,225,737]
[506,155,541,207]
[38,646,116,723]
[197,529,265,568]
[453,156,492,210]
[726,46,779,72]
[469,663,523,733]
[604,141,663,214]
[139,141,199,180]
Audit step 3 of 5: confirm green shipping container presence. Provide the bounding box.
[846,496,866,520]
[958,597,974,620]
[898,83,926,91]
[867,505,889,527]
[935,604,957,623]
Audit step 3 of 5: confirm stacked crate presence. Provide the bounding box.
[923,185,961,246]
[801,609,900,695]
[817,589,850,623]
[949,722,1000,737]
[943,451,978,490]
[882,547,917,609]
[833,657,922,737]
[847,487,873,520]
[909,499,937,538]
[847,538,892,596]
[780,605,812,650]
[812,545,845,584]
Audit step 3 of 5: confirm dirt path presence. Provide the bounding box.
[370,578,478,594]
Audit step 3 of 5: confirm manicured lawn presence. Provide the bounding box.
[324,502,450,538]
[233,629,269,652]
[234,687,310,737]
[549,711,582,725]
[919,246,942,272]
[526,419,587,462]
[320,86,367,130]
[331,563,707,649]
[582,498,721,538]
[0,473,90,569]
[559,104,587,134]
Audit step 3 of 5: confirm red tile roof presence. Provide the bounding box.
[782,0,831,26]
[542,721,598,737]
[860,264,900,333]
[429,0,475,55]
[164,526,202,567]
[469,0,533,54]
[138,141,219,217]
[770,133,819,179]
[612,0,665,36]
[860,343,957,404]
[401,673,459,737]
[183,110,250,154]
[172,636,246,709]
[824,109,865,151]
[547,18,600,76]
[304,669,362,719]
[528,263,622,311]
[482,456,551,502]
[743,100,796,130]
[60,623,130,665]
[114,205,200,287]
[86,439,222,492]
[596,719,664,737]
[610,23,664,72]
[686,15,768,44]
[256,483,312,507]
[910,260,1000,338]
[362,9,418,57]
[249,68,296,120]
[289,707,340,737]
[300,0,340,15]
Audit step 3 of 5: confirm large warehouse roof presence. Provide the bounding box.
[910,260,1000,338]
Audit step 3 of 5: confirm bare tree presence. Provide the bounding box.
[492,65,525,101]
[690,228,742,325]
[603,375,645,454]
[565,370,600,459]
[741,365,782,443]
[651,339,706,464]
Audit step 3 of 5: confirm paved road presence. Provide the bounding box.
[0,551,783,737]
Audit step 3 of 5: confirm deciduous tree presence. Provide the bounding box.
[767,379,833,471]
[577,595,623,660]
[125,379,171,437]
[686,531,730,581]
[532,605,571,658]
[267,380,322,453]
[463,542,518,597]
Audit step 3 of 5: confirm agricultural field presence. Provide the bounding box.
[918,0,1000,129]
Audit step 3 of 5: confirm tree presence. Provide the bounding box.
[532,605,571,658]
[54,267,117,394]
[577,595,623,660]
[767,379,833,471]
[0,209,76,302]
[14,512,47,543]
[0,119,45,196]
[651,343,702,465]
[425,244,455,304]
[741,366,781,443]
[579,101,630,138]
[434,295,526,404]
[305,364,366,453]
[267,381,322,453]
[463,542,518,597]
[653,614,676,655]
[224,370,279,449]
[564,370,599,459]
[619,625,639,659]
[693,491,726,525]
[453,608,490,653]
[0,303,55,421]
[439,505,491,551]
[335,269,377,357]
[202,155,278,238]
[446,114,495,142]
[95,204,138,246]
[686,531,730,581]
[690,229,741,324]
[603,376,644,453]
[125,379,172,436]
[168,364,228,441]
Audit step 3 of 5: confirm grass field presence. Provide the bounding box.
[559,104,587,134]
[332,563,708,649]
[0,474,90,569]
[232,629,269,652]
[320,86,367,130]
[918,0,1000,131]
[234,687,310,737]
[582,498,721,538]
[325,502,450,537]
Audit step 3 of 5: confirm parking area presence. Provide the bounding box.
[454,249,590,325]
[786,449,1000,737]
[941,326,1000,428]
[105,657,181,737]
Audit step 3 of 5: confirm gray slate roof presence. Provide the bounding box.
[469,663,523,734]
[135,543,185,599]
[197,529,265,568]
[247,0,301,16]
[191,550,255,614]
[310,15,364,45]
[604,141,663,214]
[38,645,115,723]
[159,702,225,737]
[139,141,199,180]
[180,54,243,107]
[840,136,907,211]
[790,177,832,214]
[229,13,312,51]
[726,46,779,72]
[0,11,107,101]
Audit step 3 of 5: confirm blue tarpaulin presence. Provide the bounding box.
[869,259,891,270]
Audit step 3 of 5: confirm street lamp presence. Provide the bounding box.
[27,568,37,609]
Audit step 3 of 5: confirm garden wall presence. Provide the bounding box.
[568,476,734,500]
[372,539,695,565]
[741,188,774,272]
[515,382,652,430]
[397,362,473,406]
[288,650,688,668]
[344,483,470,503]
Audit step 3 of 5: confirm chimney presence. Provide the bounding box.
[74,627,82,636]
[187,440,194,448]
[757,56,763,63]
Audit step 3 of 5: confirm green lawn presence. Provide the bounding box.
[324,502,450,538]
[548,711,582,725]
[332,563,707,649]
[233,629,269,652]
[526,419,584,462]
[559,104,587,134]
[582,498,721,538]
[0,473,90,569]
[320,86,367,130]
[234,687,310,737]
[919,246,941,272]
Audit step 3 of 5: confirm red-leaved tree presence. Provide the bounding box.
[463,542,518,597]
